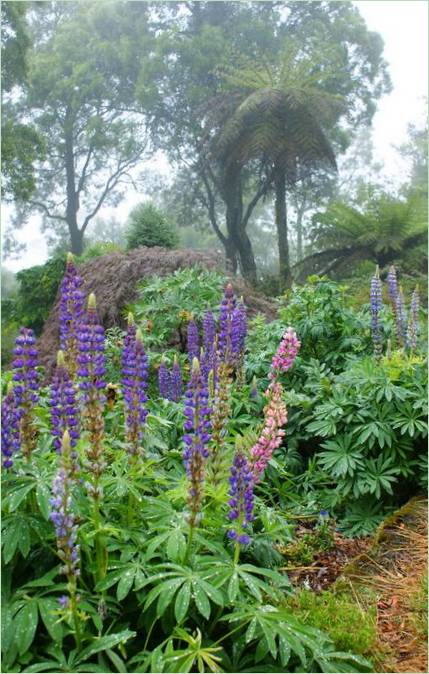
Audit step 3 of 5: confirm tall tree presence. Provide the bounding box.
[13,1,151,255]
[1,1,44,204]
[140,1,390,283]
[213,46,342,287]
[138,1,287,280]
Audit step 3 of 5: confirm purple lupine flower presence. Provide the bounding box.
[49,431,80,571]
[1,383,22,468]
[49,431,80,584]
[387,265,398,307]
[406,286,420,350]
[122,326,149,455]
[158,360,171,399]
[395,286,407,346]
[187,320,200,363]
[227,450,254,545]
[370,267,383,358]
[183,357,212,527]
[12,327,39,459]
[201,311,215,381]
[59,253,85,375]
[218,283,237,367]
[231,301,247,364]
[50,351,80,470]
[77,294,106,498]
[77,294,106,404]
[171,357,183,402]
[12,327,39,407]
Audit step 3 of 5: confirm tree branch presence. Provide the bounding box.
[200,169,227,246]
[80,149,145,234]
[29,201,67,221]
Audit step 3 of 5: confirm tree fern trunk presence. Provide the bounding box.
[274,166,292,288]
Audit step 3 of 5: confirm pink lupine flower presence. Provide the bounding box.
[250,381,288,482]
[270,327,300,377]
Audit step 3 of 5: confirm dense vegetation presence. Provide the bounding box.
[1,2,427,672]
[1,259,426,673]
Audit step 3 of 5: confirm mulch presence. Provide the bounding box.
[342,497,428,673]
[278,522,371,591]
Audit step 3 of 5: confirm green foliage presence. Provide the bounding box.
[78,241,123,262]
[1,269,425,673]
[278,277,368,369]
[307,189,428,279]
[7,256,66,335]
[281,354,427,525]
[128,267,227,348]
[125,203,179,251]
[285,590,377,657]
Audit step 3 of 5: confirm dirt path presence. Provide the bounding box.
[341,497,428,673]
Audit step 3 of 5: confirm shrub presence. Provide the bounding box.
[13,255,66,334]
[125,202,179,250]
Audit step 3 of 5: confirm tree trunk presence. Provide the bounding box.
[64,115,83,255]
[274,166,292,288]
[224,238,238,274]
[296,207,304,262]
[224,173,257,284]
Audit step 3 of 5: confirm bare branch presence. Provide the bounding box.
[29,201,67,222]
[80,148,146,234]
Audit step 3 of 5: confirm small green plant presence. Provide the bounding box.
[125,202,179,250]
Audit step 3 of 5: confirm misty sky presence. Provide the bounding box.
[2,0,428,273]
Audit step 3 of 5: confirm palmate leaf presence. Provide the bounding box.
[318,435,364,477]
[200,559,289,604]
[142,564,225,623]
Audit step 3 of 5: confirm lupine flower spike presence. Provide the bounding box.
[77,293,106,500]
[218,283,237,369]
[250,380,288,482]
[183,358,212,528]
[201,311,215,383]
[207,359,231,486]
[250,328,300,482]
[158,360,171,399]
[59,253,85,377]
[1,383,22,468]
[122,325,149,457]
[50,350,80,474]
[395,285,407,347]
[270,327,301,379]
[12,327,39,459]
[387,265,398,309]
[227,450,254,547]
[171,356,183,402]
[187,320,200,363]
[406,286,419,351]
[49,430,82,646]
[232,299,247,385]
[370,266,383,359]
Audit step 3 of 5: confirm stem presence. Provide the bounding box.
[184,523,195,565]
[143,617,157,650]
[233,542,240,565]
[93,498,107,582]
